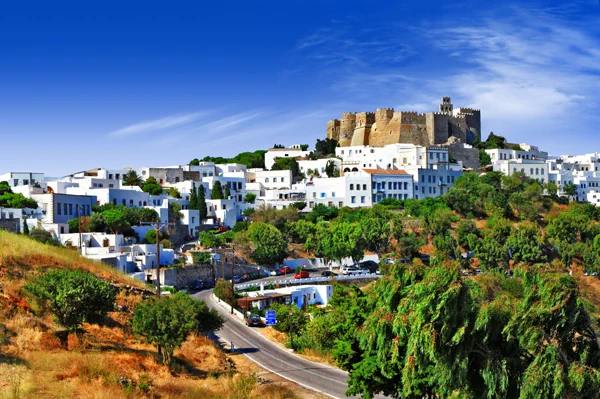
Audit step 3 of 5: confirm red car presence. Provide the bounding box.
[280,266,293,274]
[218,226,229,232]
[294,270,309,279]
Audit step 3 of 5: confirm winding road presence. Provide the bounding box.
[193,289,383,399]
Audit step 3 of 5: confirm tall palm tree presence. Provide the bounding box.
[123,170,143,187]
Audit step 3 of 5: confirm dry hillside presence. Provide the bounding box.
[0,231,319,399]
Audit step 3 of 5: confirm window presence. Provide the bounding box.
[122,199,126,206]
[273,177,277,183]
[404,182,408,190]
[332,192,336,197]
[349,184,354,190]
[265,178,269,183]
[109,174,113,179]
[312,192,316,198]
[113,199,117,205]
[363,184,367,190]
[361,196,365,203]
[68,204,73,215]
[139,201,142,206]
[191,217,195,223]
[116,174,120,179]
[421,175,425,183]
[351,196,356,204]
[320,193,326,198]
[309,201,314,208]
[57,203,62,215]
[388,182,392,190]
[393,182,397,190]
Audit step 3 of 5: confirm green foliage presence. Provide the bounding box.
[0,182,38,209]
[456,220,480,250]
[123,170,143,186]
[290,201,306,211]
[313,138,339,158]
[271,157,302,182]
[192,251,212,265]
[25,269,117,332]
[214,279,235,306]
[102,208,133,235]
[29,227,61,246]
[141,176,163,196]
[188,182,198,210]
[325,159,339,177]
[232,221,249,233]
[22,219,29,235]
[166,187,181,198]
[132,293,222,367]
[67,218,80,233]
[144,229,168,244]
[305,204,338,223]
[360,206,392,256]
[289,219,316,244]
[432,232,459,259]
[211,181,224,200]
[269,303,309,348]
[199,231,225,248]
[248,222,288,265]
[422,207,458,236]
[192,149,267,169]
[223,184,231,199]
[505,223,546,263]
[479,149,491,166]
[244,193,256,204]
[198,188,208,221]
[563,182,577,201]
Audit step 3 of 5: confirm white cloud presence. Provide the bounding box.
[109,111,209,137]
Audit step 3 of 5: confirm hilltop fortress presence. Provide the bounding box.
[327,97,481,149]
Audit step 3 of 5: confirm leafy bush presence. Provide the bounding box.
[132,292,222,367]
[25,269,117,333]
[29,227,61,246]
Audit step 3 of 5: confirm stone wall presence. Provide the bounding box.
[0,218,20,234]
[447,143,481,170]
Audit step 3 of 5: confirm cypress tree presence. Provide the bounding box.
[211,181,224,200]
[198,188,208,222]
[22,219,29,235]
[189,182,198,210]
[224,184,231,199]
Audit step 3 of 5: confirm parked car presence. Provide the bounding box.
[355,268,371,275]
[294,270,310,279]
[359,260,379,273]
[246,314,262,327]
[340,266,359,275]
[419,254,431,265]
[461,251,475,259]
[269,269,282,276]
[280,266,293,275]
[188,279,204,291]
[398,257,411,263]
[218,226,229,232]
[233,275,242,284]
[321,270,337,277]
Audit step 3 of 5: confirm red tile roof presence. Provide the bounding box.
[362,169,408,175]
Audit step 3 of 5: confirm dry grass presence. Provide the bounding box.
[0,230,146,289]
[0,231,316,398]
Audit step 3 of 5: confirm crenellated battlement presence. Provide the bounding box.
[328,95,481,148]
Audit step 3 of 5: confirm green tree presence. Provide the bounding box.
[166,187,181,198]
[432,232,460,259]
[87,212,107,232]
[360,206,392,257]
[223,184,231,199]
[141,177,163,195]
[67,218,80,233]
[290,219,316,244]
[198,188,208,221]
[479,149,491,166]
[29,227,60,246]
[314,138,338,157]
[199,231,225,248]
[0,191,38,209]
[123,170,143,186]
[562,182,577,202]
[102,208,132,235]
[456,220,479,250]
[188,182,198,210]
[144,229,168,245]
[244,193,256,204]
[271,157,302,182]
[132,293,221,367]
[22,219,29,235]
[325,160,339,178]
[25,269,117,334]
[214,279,235,306]
[422,207,457,237]
[211,181,224,200]
[477,234,509,269]
[505,223,546,263]
[248,222,288,265]
[329,222,366,264]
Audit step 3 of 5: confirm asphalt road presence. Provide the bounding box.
[194,289,384,399]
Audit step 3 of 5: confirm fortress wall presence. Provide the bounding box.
[426,113,449,145]
[450,115,469,142]
[326,120,341,141]
[339,112,357,146]
[447,143,481,169]
[351,125,371,146]
[375,108,394,122]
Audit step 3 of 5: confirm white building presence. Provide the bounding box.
[493,159,548,184]
[305,174,372,209]
[0,172,45,187]
[243,285,333,310]
[30,193,96,235]
[364,169,414,203]
[264,147,311,170]
[297,158,341,178]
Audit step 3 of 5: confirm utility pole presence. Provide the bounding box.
[77,204,82,253]
[140,218,176,298]
[231,245,235,315]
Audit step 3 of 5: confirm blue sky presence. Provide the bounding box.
[1,0,599,175]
